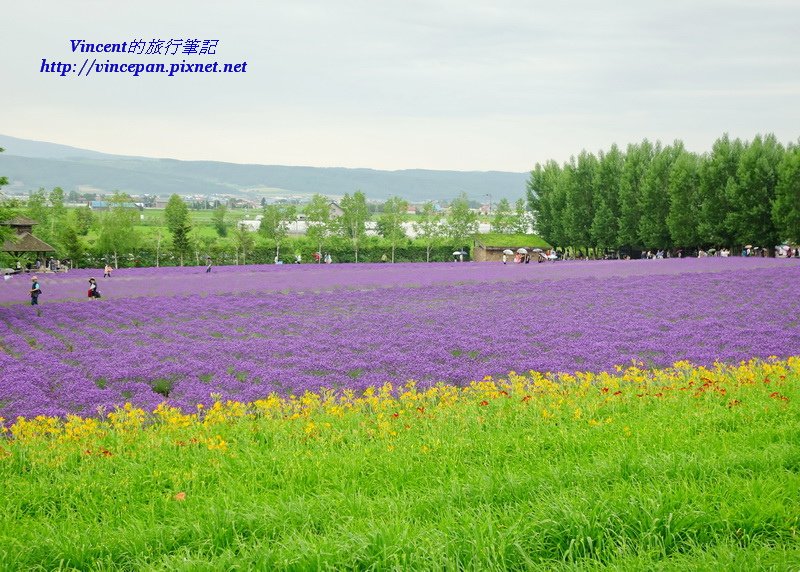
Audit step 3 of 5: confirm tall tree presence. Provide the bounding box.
[666,150,701,248]
[171,222,192,266]
[618,140,654,246]
[211,204,228,237]
[60,224,83,266]
[773,141,800,243]
[97,193,140,268]
[590,145,624,250]
[726,134,784,247]
[164,194,190,236]
[0,147,11,244]
[377,196,408,262]
[232,225,255,265]
[73,206,94,236]
[446,192,479,251]
[564,151,597,252]
[510,198,530,235]
[26,189,53,244]
[527,160,561,240]
[337,191,369,262]
[304,194,332,262]
[259,203,297,261]
[412,201,444,262]
[639,141,679,249]
[491,198,513,233]
[697,134,743,246]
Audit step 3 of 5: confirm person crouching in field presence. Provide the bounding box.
[88,278,101,299]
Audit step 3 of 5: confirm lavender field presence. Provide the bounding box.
[1,258,798,421]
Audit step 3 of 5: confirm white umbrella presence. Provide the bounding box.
[517,248,528,254]
[503,249,514,255]
[532,248,543,252]
[453,251,465,256]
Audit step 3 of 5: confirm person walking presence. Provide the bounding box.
[30,276,41,307]
[103,264,112,278]
[205,257,212,273]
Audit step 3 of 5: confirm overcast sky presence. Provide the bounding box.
[2,0,798,171]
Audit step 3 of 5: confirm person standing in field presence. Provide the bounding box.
[104,264,112,278]
[206,257,212,273]
[30,276,41,307]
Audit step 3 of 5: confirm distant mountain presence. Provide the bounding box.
[0,134,530,202]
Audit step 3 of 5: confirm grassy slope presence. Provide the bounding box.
[1,361,799,570]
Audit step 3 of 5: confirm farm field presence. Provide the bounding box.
[0,257,797,420]
[1,257,799,569]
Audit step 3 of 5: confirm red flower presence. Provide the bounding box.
[479,400,489,406]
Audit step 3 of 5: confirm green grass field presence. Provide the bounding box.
[2,359,799,570]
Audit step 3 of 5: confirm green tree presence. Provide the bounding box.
[26,189,53,244]
[590,197,617,252]
[638,141,679,249]
[211,205,228,237]
[618,140,654,247]
[527,160,561,240]
[337,191,369,262]
[564,151,597,252]
[665,150,701,248]
[0,147,11,244]
[446,192,478,250]
[773,141,800,243]
[491,198,513,233]
[510,198,530,235]
[73,206,94,236]
[232,225,255,265]
[726,134,784,247]
[0,147,7,190]
[377,196,408,262]
[260,203,297,261]
[171,223,192,266]
[97,193,140,268]
[590,145,624,249]
[412,201,444,262]
[60,224,83,266]
[697,134,743,246]
[305,194,332,262]
[164,194,190,236]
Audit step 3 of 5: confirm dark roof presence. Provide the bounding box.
[2,232,56,253]
[2,216,40,227]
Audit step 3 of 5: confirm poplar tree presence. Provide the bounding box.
[773,142,800,243]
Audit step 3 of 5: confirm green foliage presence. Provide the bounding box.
[171,222,192,266]
[211,205,228,237]
[726,134,783,247]
[377,196,408,262]
[667,151,700,247]
[491,197,513,233]
[412,201,444,262]
[164,194,190,236]
[305,193,332,258]
[72,206,94,236]
[259,203,297,259]
[773,142,800,243]
[96,193,141,267]
[337,191,368,262]
[475,233,551,248]
[526,133,794,252]
[446,192,479,249]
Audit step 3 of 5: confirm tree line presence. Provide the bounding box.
[0,184,533,268]
[527,133,800,253]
